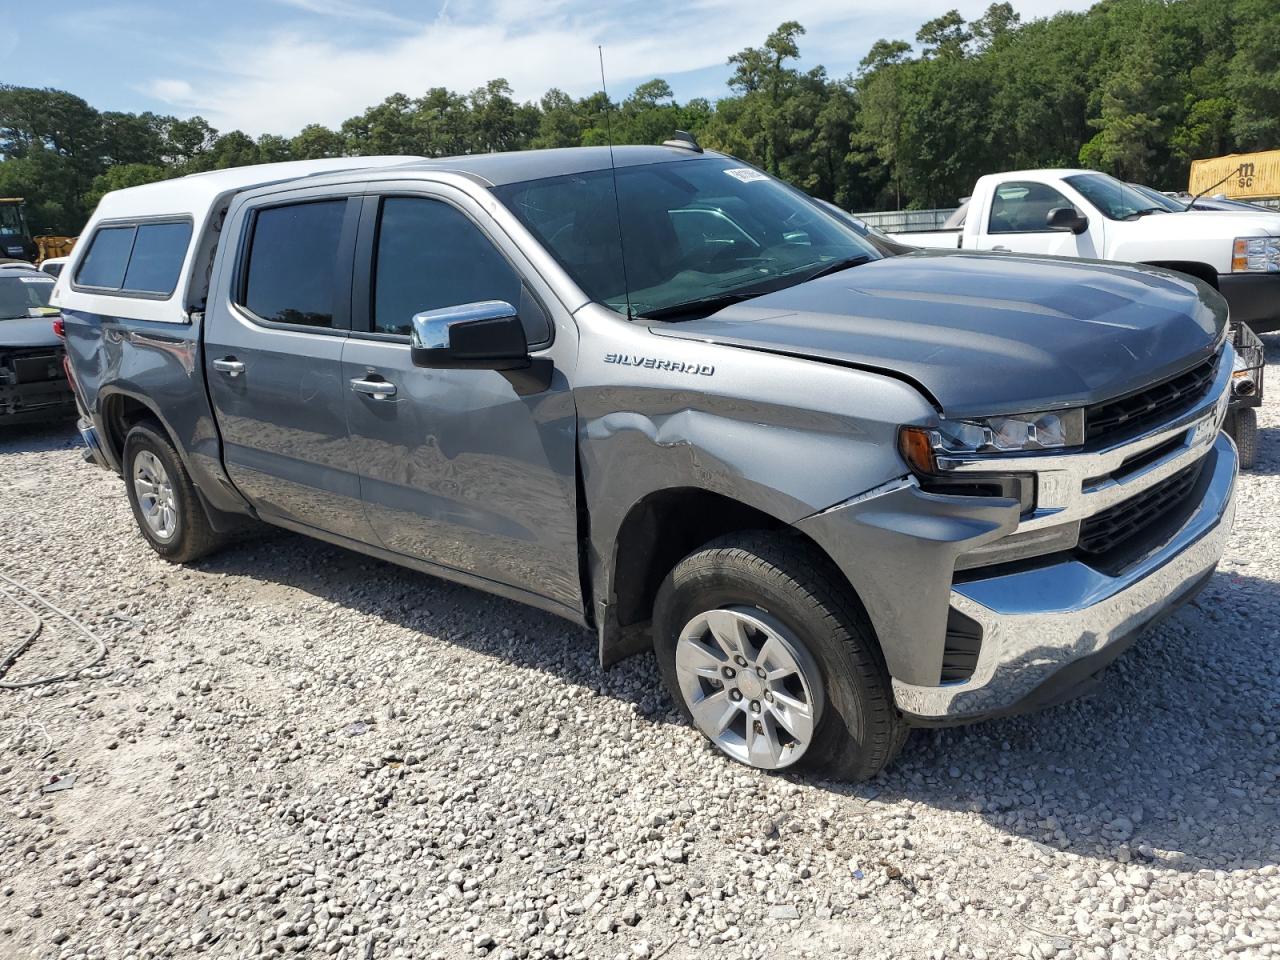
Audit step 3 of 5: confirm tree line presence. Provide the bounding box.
[1,0,1277,236]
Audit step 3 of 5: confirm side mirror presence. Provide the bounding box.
[1046,206,1089,235]
[410,300,529,370]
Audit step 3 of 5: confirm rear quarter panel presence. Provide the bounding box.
[61,307,249,515]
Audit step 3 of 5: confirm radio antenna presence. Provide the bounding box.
[598,45,634,320]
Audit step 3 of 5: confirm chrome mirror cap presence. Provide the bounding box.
[410,300,517,350]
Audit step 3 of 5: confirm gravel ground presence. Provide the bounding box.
[1,345,1278,960]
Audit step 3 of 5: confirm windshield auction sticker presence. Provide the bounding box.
[724,167,769,183]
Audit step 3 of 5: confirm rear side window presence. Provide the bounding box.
[76,226,135,289]
[123,222,192,294]
[241,200,347,329]
[75,220,192,295]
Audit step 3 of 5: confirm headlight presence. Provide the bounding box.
[1232,237,1280,273]
[899,409,1084,473]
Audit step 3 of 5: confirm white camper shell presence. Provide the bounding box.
[51,157,423,325]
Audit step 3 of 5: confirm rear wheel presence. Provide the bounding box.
[123,422,224,563]
[653,532,907,781]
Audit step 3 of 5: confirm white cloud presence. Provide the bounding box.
[270,0,418,28]
[144,78,196,102]
[144,0,1096,136]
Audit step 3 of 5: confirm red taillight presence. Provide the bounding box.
[52,317,65,338]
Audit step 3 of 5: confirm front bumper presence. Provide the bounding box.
[1218,273,1280,334]
[893,431,1237,721]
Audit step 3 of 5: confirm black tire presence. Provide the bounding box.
[122,421,224,563]
[653,531,908,781]
[1230,407,1258,470]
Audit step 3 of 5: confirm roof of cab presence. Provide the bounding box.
[381,144,721,187]
[89,156,427,221]
[88,146,715,222]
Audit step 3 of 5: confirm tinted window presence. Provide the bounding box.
[76,226,135,288]
[988,181,1080,233]
[372,198,532,339]
[122,221,192,294]
[242,200,348,328]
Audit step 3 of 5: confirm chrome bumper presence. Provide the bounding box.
[893,432,1238,720]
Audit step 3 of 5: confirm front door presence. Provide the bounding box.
[205,190,374,542]
[974,180,1103,258]
[341,190,582,612]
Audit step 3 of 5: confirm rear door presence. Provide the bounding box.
[973,180,1103,257]
[340,185,582,612]
[205,185,375,543]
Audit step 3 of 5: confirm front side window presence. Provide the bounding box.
[988,181,1080,233]
[372,197,530,338]
[492,157,880,319]
[1064,173,1172,220]
[241,200,347,329]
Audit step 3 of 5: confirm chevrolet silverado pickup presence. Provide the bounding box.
[889,169,1280,333]
[54,149,1237,779]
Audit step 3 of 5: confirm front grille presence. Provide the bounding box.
[1085,355,1217,444]
[1077,462,1203,556]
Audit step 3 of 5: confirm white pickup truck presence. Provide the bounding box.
[889,169,1280,332]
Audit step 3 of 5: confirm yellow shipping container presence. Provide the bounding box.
[1188,150,1280,199]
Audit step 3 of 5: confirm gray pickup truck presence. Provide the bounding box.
[53,147,1237,780]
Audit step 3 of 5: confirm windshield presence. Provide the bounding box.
[492,157,881,318]
[1065,173,1175,220]
[1127,183,1185,212]
[0,204,27,238]
[0,274,57,320]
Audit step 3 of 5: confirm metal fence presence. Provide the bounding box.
[852,208,958,233]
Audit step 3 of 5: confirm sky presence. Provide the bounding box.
[4,0,1097,137]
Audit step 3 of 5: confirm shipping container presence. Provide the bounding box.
[1188,150,1280,200]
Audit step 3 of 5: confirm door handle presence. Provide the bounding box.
[350,377,397,399]
[212,358,245,377]
[991,245,1010,252]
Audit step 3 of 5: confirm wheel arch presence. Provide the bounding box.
[1142,260,1219,289]
[595,486,868,667]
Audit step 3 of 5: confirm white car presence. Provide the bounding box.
[889,169,1280,332]
[38,256,69,278]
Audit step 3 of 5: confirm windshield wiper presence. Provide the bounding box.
[788,254,875,282]
[1122,207,1168,220]
[638,290,765,322]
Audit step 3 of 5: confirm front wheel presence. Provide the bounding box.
[1228,407,1258,470]
[653,533,907,781]
[122,422,224,563]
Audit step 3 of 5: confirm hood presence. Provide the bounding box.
[1124,209,1280,237]
[0,315,63,349]
[650,251,1226,419]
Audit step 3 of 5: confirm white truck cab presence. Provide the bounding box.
[891,169,1280,331]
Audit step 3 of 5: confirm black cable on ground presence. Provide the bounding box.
[0,570,107,689]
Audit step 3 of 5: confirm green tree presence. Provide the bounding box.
[291,123,346,159]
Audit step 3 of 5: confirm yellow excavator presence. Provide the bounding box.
[0,198,76,264]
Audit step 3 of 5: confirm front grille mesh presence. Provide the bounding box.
[1085,356,1217,444]
[1077,462,1203,556]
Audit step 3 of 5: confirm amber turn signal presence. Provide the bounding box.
[898,426,937,475]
